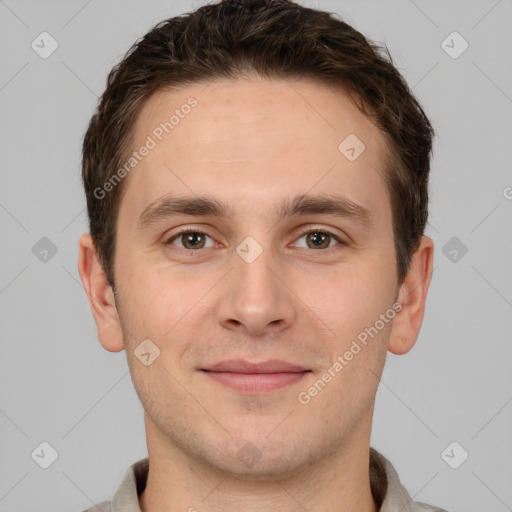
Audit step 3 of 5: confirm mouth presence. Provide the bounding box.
[200,359,312,393]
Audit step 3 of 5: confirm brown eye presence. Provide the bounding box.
[166,230,214,250]
[306,232,331,249]
[295,230,342,250]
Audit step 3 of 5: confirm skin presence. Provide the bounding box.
[78,76,434,512]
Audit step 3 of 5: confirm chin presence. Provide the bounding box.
[199,435,318,482]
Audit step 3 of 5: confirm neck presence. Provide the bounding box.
[139,417,378,512]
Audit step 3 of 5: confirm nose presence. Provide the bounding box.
[216,243,297,337]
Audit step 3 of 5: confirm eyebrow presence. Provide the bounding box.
[136,193,374,231]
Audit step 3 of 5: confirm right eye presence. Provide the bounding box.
[164,229,216,251]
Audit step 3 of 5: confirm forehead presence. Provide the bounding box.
[120,77,392,227]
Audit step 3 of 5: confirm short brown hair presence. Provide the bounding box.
[82,0,434,288]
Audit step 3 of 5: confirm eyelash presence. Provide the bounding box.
[164,227,345,251]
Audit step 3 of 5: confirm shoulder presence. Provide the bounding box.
[81,500,111,512]
[370,448,450,512]
[411,501,451,512]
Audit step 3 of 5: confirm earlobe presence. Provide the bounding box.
[77,233,125,353]
[388,235,434,356]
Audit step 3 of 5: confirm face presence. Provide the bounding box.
[85,77,414,479]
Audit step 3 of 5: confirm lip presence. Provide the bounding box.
[201,359,311,393]
[204,359,308,373]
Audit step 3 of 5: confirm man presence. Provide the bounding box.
[78,0,448,510]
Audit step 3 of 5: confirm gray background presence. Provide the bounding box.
[1,0,511,510]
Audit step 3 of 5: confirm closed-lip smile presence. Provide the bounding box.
[201,359,311,393]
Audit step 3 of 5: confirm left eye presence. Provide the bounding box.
[165,229,342,251]
[294,230,342,250]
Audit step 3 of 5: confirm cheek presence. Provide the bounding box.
[118,263,209,363]
[298,263,392,337]
[115,258,172,344]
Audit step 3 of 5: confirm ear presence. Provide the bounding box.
[388,235,434,355]
[78,233,125,352]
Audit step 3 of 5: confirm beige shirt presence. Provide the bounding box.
[82,448,449,512]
